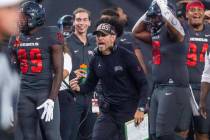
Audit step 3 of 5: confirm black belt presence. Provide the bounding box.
[154,83,188,88]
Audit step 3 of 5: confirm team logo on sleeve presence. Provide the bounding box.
[56,32,64,43]
[88,50,94,56]
[13,37,21,48]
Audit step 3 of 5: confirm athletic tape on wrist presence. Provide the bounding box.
[158,3,185,36]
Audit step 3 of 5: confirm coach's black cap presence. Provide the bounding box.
[93,23,116,36]
[93,18,123,37]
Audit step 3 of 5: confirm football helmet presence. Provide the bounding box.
[57,15,73,38]
[20,1,45,34]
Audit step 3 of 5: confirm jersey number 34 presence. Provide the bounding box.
[187,42,208,67]
[152,41,209,66]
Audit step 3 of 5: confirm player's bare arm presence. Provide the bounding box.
[49,44,63,100]
[132,12,152,44]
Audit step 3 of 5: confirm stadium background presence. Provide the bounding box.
[40,0,210,31]
[41,0,152,31]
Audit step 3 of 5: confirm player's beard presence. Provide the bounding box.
[190,20,204,30]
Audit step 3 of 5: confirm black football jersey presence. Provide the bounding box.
[151,26,189,86]
[186,24,210,84]
[10,26,63,90]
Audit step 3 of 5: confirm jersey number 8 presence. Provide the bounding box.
[152,41,161,65]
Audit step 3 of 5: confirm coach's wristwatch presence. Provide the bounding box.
[137,107,145,112]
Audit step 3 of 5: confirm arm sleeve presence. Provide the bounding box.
[124,51,149,108]
[79,57,99,94]
[202,53,210,83]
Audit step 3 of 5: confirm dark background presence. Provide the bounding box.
[36,0,210,31]
[40,0,152,31]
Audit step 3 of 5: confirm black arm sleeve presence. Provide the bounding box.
[79,57,99,94]
[125,51,149,108]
